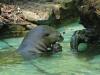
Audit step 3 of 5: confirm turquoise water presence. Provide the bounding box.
[0,19,100,75]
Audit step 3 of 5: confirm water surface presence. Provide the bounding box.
[0,19,100,75]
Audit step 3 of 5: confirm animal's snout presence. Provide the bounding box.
[51,42,62,53]
[57,34,64,42]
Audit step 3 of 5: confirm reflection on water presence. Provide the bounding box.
[0,19,100,75]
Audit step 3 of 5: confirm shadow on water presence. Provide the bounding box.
[55,18,79,28]
[76,43,100,61]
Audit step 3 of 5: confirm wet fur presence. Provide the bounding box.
[17,25,63,60]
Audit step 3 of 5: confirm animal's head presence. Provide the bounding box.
[43,31,64,45]
[49,31,64,43]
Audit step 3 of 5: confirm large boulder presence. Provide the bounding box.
[0,0,78,25]
[19,0,78,25]
[74,0,100,33]
[0,0,78,38]
[21,3,61,25]
[0,4,37,38]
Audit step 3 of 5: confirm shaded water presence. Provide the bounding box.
[0,19,100,75]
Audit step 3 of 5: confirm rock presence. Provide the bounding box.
[19,0,78,25]
[0,0,78,38]
[0,0,77,25]
[20,3,62,25]
[74,0,100,33]
[0,4,38,38]
[0,0,78,25]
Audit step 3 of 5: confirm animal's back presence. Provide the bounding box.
[17,25,58,59]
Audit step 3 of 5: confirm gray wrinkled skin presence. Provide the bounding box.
[17,25,63,60]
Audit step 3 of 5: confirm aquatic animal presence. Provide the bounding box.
[17,25,63,60]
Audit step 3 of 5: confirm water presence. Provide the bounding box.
[0,19,100,75]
